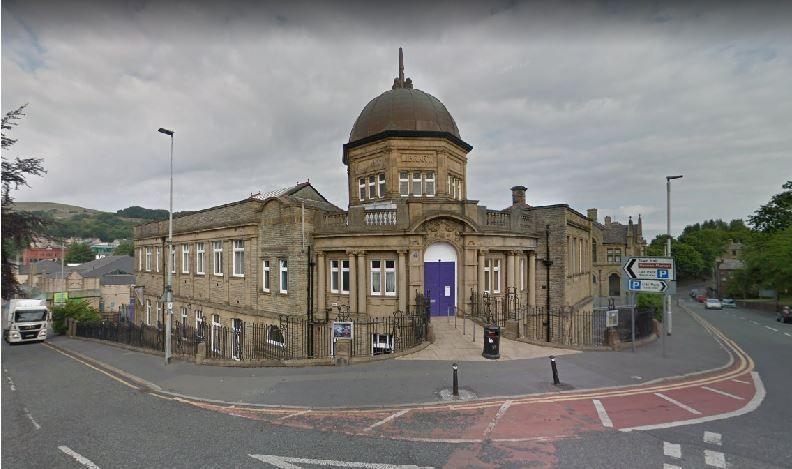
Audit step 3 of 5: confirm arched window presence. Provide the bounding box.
[608,273,621,296]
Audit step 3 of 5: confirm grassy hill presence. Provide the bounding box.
[12,202,168,242]
[10,201,102,219]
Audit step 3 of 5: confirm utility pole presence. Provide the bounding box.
[158,127,175,365]
[665,175,682,341]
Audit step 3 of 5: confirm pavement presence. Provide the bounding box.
[3,296,788,468]
[42,303,728,408]
[399,316,577,361]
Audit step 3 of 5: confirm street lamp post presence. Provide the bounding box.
[158,127,174,365]
[665,175,683,347]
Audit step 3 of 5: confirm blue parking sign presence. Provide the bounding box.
[629,279,641,290]
[657,269,669,279]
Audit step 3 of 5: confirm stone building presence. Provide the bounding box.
[133,50,644,337]
[589,212,647,300]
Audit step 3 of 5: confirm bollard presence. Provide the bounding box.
[452,363,459,397]
[549,355,560,385]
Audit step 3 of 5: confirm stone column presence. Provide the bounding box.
[506,250,516,292]
[477,249,487,294]
[317,251,326,315]
[357,250,367,315]
[398,250,408,312]
[347,250,357,312]
[528,251,537,307]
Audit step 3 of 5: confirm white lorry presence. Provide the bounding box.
[3,299,49,344]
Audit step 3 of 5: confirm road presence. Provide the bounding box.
[2,299,790,468]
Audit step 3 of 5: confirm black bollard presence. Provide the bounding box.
[452,363,459,397]
[549,355,560,385]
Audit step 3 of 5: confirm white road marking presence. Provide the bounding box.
[749,320,758,325]
[6,376,15,391]
[621,372,766,432]
[58,446,101,469]
[364,409,410,432]
[730,378,750,384]
[654,392,702,415]
[277,409,311,421]
[739,317,745,320]
[23,407,41,430]
[663,464,681,469]
[704,449,726,468]
[703,431,722,446]
[631,375,643,380]
[702,386,744,400]
[483,400,512,438]
[249,454,434,468]
[785,332,791,337]
[663,442,681,458]
[765,326,778,332]
[592,399,613,428]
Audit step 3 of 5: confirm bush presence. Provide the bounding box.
[52,299,101,334]
[637,293,664,322]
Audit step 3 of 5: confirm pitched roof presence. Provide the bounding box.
[603,223,628,244]
[17,260,63,275]
[78,256,134,278]
[99,274,135,286]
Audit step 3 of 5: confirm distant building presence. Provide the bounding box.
[591,213,646,301]
[18,255,134,313]
[715,240,745,297]
[22,242,64,263]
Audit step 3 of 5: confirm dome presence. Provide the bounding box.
[348,88,461,143]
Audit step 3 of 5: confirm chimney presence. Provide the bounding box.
[511,185,527,206]
[604,216,612,225]
[587,209,598,222]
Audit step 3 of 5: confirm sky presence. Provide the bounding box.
[3,0,791,240]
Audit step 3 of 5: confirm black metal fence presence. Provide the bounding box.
[468,289,656,348]
[74,309,429,363]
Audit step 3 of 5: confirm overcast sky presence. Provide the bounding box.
[3,0,791,239]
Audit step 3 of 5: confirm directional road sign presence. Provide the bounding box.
[628,279,669,293]
[623,257,675,281]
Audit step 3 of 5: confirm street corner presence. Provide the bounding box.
[443,439,560,469]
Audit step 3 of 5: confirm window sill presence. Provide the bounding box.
[231,274,245,278]
[213,274,224,277]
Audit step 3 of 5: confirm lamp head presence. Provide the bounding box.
[158,128,174,136]
[452,363,458,371]
[666,175,683,181]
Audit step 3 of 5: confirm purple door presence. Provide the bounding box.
[424,261,455,317]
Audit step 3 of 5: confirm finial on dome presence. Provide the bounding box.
[392,47,413,89]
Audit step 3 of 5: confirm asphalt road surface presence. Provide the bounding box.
[2,299,790,468]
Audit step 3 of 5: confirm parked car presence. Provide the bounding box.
[721,299,736,308]
[696,294,708,303]
[705,299,723,310]
[777,306,791,324]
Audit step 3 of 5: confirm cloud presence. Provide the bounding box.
[2,0,791,241]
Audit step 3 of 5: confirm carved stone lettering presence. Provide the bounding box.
[401,154,432,164]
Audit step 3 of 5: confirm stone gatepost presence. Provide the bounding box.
[334,339,351,366]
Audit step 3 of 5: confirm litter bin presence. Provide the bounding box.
[482,325,501,359]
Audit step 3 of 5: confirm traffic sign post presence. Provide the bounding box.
[622,257,676,358]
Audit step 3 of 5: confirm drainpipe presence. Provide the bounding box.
[542,224,553,342]
[307,245,314,358]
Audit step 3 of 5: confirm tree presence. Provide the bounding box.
[748,181,792,233]
[65,243,95,263]
[52,299,101,334]
[114,240,134,256]
[741,227,792,295]
[1,105,47,299]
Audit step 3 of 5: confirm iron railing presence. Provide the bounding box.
[468,288,656,348]
[74,309,429,362]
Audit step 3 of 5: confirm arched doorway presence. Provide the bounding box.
[424,242,457,316]
[608,273,621,296]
